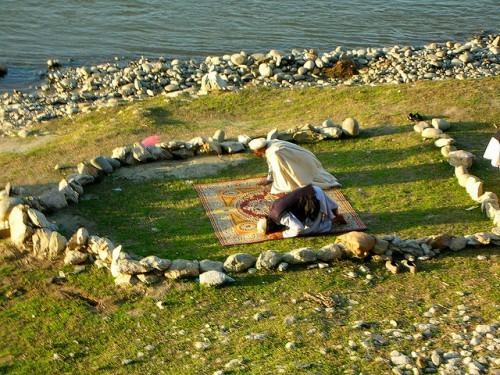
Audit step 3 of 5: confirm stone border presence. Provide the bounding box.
[0,118,498,288]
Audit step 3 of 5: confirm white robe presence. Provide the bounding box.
[483,132,500,168]
[265,140,341,194]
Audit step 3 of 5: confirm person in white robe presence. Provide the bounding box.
[248,138,341,194]
[256,184,346,239]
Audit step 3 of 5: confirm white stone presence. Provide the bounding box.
[199,270,234,287]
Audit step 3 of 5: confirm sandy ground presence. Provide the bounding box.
[0,134,57,154]
[112,153,249,181]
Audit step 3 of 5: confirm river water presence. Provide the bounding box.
[0,0,498,93]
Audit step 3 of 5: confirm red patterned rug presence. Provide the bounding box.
[195,178,367,246]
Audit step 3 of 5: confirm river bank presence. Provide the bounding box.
[0,34,498,139]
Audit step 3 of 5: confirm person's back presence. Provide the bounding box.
[251,138,341,194]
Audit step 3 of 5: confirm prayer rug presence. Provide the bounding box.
[195,178,368,246]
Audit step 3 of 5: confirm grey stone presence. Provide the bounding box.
[256,250,282,270]
[316,243,343,261]
[164,259,200,279]
[282,247,317,264]
[199,270,235,287]
[341,118,360,136]
[224,253,257,273]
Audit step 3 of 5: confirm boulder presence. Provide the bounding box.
[341,118,360,136]
[140,255,172,271]
[32,228,53,259]
[316,243,343,261]
[282,247,317,264]
[199,270,235,287]
[164,259,200,279]
[335,232,375,258]
[421,128,443,139]
[256,250,282,270]
[431,118,451,130]
[38,190,68,212]
[0,197,23,221]
[8,205,34,248]
[224,253,257,273]
[448,150,474,168]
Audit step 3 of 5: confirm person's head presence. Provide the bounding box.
[248,138,267,157]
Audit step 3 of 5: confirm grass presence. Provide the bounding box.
[0,77,499,374]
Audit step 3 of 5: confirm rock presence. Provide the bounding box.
[136,273,162,285]
[114,274,139,286]
[111,146,131,163]
[0,197,23,221]
[258,63,273,77]
[224,253,257,273]
[237,134,251,145]
[68,173,95,186]
[27,208,51,228]
[449,236,468,251]
[434,137,455,147]
[212,129,225,142]
[199,270,235,287]
[441,145,457,157]
[199,259,225,273]
[267,128,279,140]
[90,156,114,174]
[201,71,228,92]
[38,189,68,212]
[319,126,343,139]
[431,118,451,130]
[413,121,431,133]
[335,232,376,258]
[67,227,89,250]
[132,142,154,162]
[49,231,67,259]
[292,130,323,144]
[282,247,317,264]
[32,228,52,259]
[373,238,389,255]
[140,255,171,271]
[426,233,454,250]
[8,205,34,248]
[465,176,483,201]
[341,118,359,136]
[220,141,245,154]
[164,259,200,279]
[64,250,88,265]
[448,150,475,168]
[77,162,104,180]
[256,250,282,270]
[421,128,443,139]
[58,179,79,204]
[316,243,343,261]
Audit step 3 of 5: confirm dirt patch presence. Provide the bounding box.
[0,134,57,154]
[112,153,250,181]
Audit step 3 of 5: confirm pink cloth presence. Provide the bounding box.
[141,135,160,147]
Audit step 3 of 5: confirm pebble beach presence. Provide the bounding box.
[0,34,498,138]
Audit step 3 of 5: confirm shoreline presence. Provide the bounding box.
[0,34,498,138]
